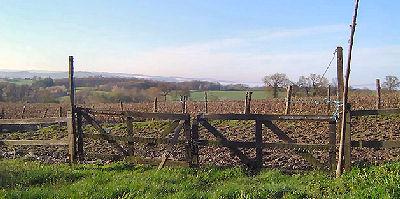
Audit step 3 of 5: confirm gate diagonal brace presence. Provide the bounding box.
[80,110,129,156]
[158,120,186,169]
[198,119,254,168]
[262,120,325,169]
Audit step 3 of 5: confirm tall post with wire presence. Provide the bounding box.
[337,0,360,178]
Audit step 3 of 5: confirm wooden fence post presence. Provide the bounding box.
[59,106,63,117]
[204,92,208,113]
[336,46,344,99]
[77,110,84,161]
[153,97,158,113]
[285,85,293,115]
[247,92,252,114]
[126,116,134,155]
[67,111,76,162]
[180,96,186,113]
[68,56,77,163]
[255,120,263,169]
[190,118,200,167]
[329,121,337,173]
[183,119,192,166]
[184,96,188,114]
[376,79,381,109]
[120,101,124,111]
[21,105,26,119]
[244,92,249,114]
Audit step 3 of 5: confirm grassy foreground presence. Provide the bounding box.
[1,159,400,198]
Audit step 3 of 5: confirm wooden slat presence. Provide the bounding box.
[171,120,185,143]
[85,109,124,116]
[0,139,68,146]
[196,140,332,150]
[124,111,190,120]
[199,119,253,167]
[263,120,325,169]
[85,133,187,145]
[200,113,335,122]
[81,112,129,156]
[160,120,180,137]
[351,108,400,117]
[0,117,67,125]
[351,140,400,149]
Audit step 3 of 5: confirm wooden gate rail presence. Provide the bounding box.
[0,117,68,125]
[193,113,337,172]
[0,117,70,156]
[76,107,192,168]
[342,108,400,171]
[200,113,335,121]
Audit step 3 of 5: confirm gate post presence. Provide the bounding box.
[67,111,76,162]
[190,117,200,167]
[344,105,352,171]
[153,97,158,113]
[126,116,134,155]
[76,109,84,161]
[328,121,337,173]
[255,120,263,169]
[67,55,77,163]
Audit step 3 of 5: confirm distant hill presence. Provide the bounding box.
[0,69,242,85]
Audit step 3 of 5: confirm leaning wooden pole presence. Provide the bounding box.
[336,46,344,99]
[336,0,360,177]
[68,56,77,163]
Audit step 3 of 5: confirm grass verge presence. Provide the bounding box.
[1,159,400,198]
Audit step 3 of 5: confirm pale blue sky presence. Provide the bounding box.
[0,0,399,86]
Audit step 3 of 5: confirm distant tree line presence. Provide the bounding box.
[263,73,400,98]
[0,74,398,103]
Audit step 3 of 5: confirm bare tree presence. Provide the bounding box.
[297,76,312,96]
[308,74,329,96]
[263,73,290,98]
[383,75,400,91]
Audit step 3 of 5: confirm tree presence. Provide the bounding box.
[159,83,174,101]
[263,73,290,98]
[308,74,329,96]
[32,77,54,88]
[297,76,312,96]
[383,76,400,91]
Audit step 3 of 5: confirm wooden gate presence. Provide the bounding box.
[75,107,193,168]
[192,113,337,172]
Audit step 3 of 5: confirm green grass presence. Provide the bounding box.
[1,79,34,86]
[1,159,400,198]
